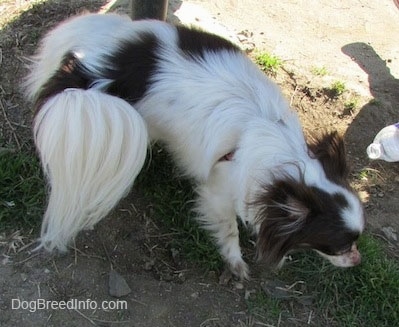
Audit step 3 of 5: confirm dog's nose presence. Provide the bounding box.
[350,243,361,266]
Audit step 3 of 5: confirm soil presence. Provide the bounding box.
[0,1,398,326]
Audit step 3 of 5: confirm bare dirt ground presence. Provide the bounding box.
[0,1,398,326]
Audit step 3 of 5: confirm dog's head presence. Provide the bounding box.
[253,132,365,268]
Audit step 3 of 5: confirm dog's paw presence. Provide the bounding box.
[219,259,249,285]
[228,259,250,281]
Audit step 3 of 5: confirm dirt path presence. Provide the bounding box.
[173,0,399,93]
[1,1,398,326]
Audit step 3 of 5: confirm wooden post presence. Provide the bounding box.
[130,0,169,21]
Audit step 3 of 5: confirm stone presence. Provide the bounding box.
[109,269,131,298]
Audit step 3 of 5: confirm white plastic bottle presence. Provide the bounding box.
[367,123,399,162]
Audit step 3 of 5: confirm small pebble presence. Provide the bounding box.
[381,226,397,242]
[190,292,199,299]
[233,281,244,290]
[144,259,155,271]
[244,289,256,300]
[109,270,131,297]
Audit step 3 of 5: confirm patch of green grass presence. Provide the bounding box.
[369,98,382,107]
[344,98,359,111]
[136,146,223,271]
[311,66,329,76]
[0,149,44,231]
[319,235,399,326]
[356,167,383,185]
[325,80,346,98]
[246,291,282,324]
[341,98,359,116]
[249,235,399,326]
[255,51,282,75]
[358,169,370,181]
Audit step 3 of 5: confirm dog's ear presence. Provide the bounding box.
[254,179,313,267]
[308,131,349,185]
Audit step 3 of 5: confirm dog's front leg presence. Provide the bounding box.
[196,179,249,281]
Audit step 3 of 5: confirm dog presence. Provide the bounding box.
[25,13,365,280]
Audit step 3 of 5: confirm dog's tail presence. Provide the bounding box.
[33,88,148,251]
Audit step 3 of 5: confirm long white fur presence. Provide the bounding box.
[27,13,364,278]
[33,89,148,251]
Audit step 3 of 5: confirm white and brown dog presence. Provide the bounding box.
[25,13,364,280]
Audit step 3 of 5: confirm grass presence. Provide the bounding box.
[311,66,329,76]
[325,80,346,98]
[248,235,399,326]
[356,167,384,185]
[2,145,399,327]
[369,98,382,107]
[246,291,282,323]
[0,143,222,270]
[341,98,359,116]
[344,98,358,112]
[136,145,223,271]
[0,148,44,231]
[254,51,282,75]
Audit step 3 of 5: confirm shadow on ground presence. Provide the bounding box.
[342,42,399,160]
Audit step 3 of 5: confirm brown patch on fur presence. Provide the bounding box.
[34,52,90,116]
[252,177,360,268]
[307,131,350,187]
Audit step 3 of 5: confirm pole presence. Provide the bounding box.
[130,0,169,21]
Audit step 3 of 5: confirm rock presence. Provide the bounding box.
[109,270,131,298]
[381,226,397,242]
[262,279,291,299]
[177,272,186,283]
[233,281,244,290]
[237,29,253,38]
[244,289,256,300]
[144,258,155,271]
[190,292,199,299]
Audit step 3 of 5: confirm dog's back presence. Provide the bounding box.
[28,13,301,182]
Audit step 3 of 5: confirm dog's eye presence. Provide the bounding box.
[335,244,353,255]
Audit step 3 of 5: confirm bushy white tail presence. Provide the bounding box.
[34,89,148,251]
